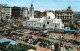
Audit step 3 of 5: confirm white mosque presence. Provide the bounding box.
[23,3,64,32]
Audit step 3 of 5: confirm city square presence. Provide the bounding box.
[0,0,80,51]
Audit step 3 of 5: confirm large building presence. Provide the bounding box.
[0,4,3,22]
[29,3,34,19]
[11,7,20,19]
[73,12,80,21]
[55,6,73,26]
[20,7,28,18]
[34,10,41,18]
[73,12,80,29]
[2,6,11,21]
[23,4,64,32]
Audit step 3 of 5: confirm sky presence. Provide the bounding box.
[0,0,80,11]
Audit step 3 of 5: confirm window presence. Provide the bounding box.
[70,21,72,24]
[58,16,59,19]
[43,24,46,27]
[49,16,50,19]
[29,24,30,25]
[6,16,9,19]
[61,13,62,15]
[70,16,72,19]
[63,16,64,19]
[47,22,49,24]
[40,24,41,26]
[58,13,59,15]
[65,16,66,19]
[60,16,62,19]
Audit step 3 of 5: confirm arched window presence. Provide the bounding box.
[49,16,50,19]
[47,22,49,24]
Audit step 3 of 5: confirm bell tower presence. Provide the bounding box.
[29,0,34,18]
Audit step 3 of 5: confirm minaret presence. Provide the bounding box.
[29,0,34,18]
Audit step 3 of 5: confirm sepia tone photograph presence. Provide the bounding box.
[0,0,80,51]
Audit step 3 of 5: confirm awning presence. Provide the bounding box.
[64,29,75,31]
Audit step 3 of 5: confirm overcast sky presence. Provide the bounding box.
[0,0,80,11]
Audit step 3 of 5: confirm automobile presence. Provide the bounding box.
[25,32,31,34]
[51,43,55,50]
[10,33,17,36]
[69,45,73,49]
[33,33,38,35]
[16,35,20,39]
[51,41,55,50]
[25,39,28,42]
[77,41,80,45]
[73,40,79,45]
[24,32,28,33]
[69,39,73,43]
[38,38,43,42]
[17,34,23,37]
[19,37,22,40]
[30,39,35,44]
[68,48,72,51]
[43,43,47,48]
[12,25,19,28]
[60,47,63,51]
[2,33,9,36]
[28,32,34,34]
[47,41,50,45]
[64,45,69,49]
[56,37,61,40]
[33,41,38,45]
[32,36,38,40]
[51,41,54,45]
[39,42,43,46]
[28,39,32,43]
[50,36,56,39]
[41,34,47,37]
[12,35,17,40]
[64,45,72,49]
[65,39,69,42]
[61,37,65,41]
[46,35,50,38]
[47,44,50,49]
[20,30,25,33]
[3,28,8,31]
[16,29,21,32]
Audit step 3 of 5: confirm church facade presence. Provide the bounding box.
[23,3,64,32]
